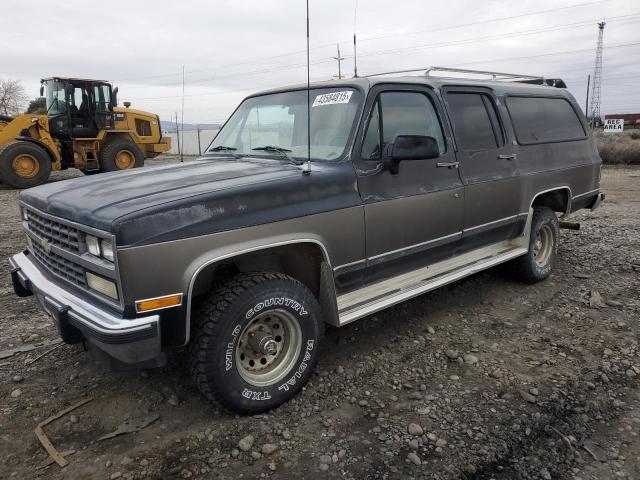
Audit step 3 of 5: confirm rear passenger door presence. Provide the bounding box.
[443,88,524,247]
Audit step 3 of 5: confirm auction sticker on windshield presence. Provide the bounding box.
[312,91,353,107]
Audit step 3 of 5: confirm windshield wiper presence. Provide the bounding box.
[208,145,242,158]
[251,145,303,165]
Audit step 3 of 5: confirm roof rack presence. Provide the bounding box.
[364,66,566,88]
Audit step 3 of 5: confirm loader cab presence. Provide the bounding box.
[42,77,116,139]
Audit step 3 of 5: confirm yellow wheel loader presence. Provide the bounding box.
[0,77,171,188]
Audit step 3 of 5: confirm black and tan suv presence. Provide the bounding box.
[10,67,604,413]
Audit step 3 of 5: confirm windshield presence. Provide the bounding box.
[44,80,67,115]
[209,87,361,161]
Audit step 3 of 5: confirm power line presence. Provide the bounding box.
[112,0,616,84]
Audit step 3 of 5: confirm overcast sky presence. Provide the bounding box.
[2,0,639,124]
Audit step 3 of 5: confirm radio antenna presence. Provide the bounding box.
[353,0,359,77]
[304,0,312,175]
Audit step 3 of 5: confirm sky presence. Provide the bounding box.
[2,0,639,124]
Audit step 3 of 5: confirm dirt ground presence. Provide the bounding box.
[1,162,639,480]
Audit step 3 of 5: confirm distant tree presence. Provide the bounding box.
[26,97,46,114]
[0,78,28,116]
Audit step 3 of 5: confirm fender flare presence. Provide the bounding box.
[15,136,59,163]
[182,238,338,345]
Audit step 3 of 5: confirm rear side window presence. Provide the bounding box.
[506,96,586,144]
[446,93,502,151]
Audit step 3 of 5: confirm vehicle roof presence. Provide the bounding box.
[252,75,573,98]
[41,77,109,84]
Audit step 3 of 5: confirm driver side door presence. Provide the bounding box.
[354,85,464,285]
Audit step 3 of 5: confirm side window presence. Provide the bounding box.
[361,101,381,159]
[446,92,500,151]
[379,92,445,153]
[507,96,586,143]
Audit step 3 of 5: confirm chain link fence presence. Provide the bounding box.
[166,128,220,156]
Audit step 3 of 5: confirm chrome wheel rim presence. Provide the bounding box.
[236,309,301,387]
[533,224,553,267]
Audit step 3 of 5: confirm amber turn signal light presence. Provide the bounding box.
[135,294,183,313]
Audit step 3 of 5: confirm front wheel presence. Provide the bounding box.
[189,272,324,414]
[0,141,52,189]
[506,206,560,283]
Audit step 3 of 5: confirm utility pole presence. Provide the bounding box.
[174,112,181,160]
[589,22,605,128]
[585,74,591,118]
[333,43,344,79]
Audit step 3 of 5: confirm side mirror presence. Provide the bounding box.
[111,86,119,109]
[386,135,440,174]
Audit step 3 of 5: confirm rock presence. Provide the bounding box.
[589,290,605,308]
[167,394,180,406]
[449,375,460,381]
[407,391,423,400]
[427,433,437,442]
[426,325,436,335]
[529,387,540,396]
[140,459,149,467]
[408,439,419,450]
[12,375,23,383]
[626,369,636,378]
[445,350,459,360]
[110,473,122,480]
[10,389,21,398]
[261,443,278,455]
[282,429,292,440]
[606,299,623,307]
[519,390,537,404]
[251,451,262,460]
[540,467,552,479]
[319,455,332,464]
[238,434,255,452]
[319,463,329,471]
[407,452,421,465]
[489,369,503,379]
[268,462,277,471]
[435,438,447,448]
[463,354,478,365]
[121,456,133,465]
[69,414,78,424]
[231,449,239,458]
[336,366,345,375]
[408,423,423,435]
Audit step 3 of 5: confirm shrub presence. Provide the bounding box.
[594,130,640,165]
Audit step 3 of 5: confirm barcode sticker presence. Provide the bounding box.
[312,91,353,107]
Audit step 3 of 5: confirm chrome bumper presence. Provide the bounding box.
[10,251,162,366]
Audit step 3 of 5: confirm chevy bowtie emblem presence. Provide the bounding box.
[41,239,51,253]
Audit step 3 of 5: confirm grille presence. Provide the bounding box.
[30,238,87,287]
[26,210,81,253]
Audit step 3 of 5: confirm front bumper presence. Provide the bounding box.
[10,251,163,367]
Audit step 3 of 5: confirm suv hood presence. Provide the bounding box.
[20,157,359,246]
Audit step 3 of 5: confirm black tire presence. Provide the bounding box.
[0,141,52,189]
[98,139,144,172]
[506,206,560,283]
[189,272,324,414]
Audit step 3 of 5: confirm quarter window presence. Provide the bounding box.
[447,93,501,151]
[507,96,586,143]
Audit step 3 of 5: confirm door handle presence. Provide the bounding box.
[498,154,517,160]
[436,162,459,168]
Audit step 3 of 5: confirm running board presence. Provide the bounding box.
[337,241,528,326]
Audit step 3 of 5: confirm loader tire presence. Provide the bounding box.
[0,141,51,189]
[99,139,144,172]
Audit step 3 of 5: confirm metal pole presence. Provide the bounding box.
[197,126,201,156]
[175,112,181,160]
[181,65,185,163]
[305,0,311,175]
[585,74,591,119]
[333,43,344,79]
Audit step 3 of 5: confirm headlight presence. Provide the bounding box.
[86,272,118,299]
[101,240,114,262]
[86,235,101,257]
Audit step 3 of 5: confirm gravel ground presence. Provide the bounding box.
[0,161,639,480]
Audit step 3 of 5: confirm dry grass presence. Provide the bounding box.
[594,129,640,164]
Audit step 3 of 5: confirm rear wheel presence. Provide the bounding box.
[189,272,323,414]
[506,206,560,283]
[0,141,51,188]
[98,139,144,172]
